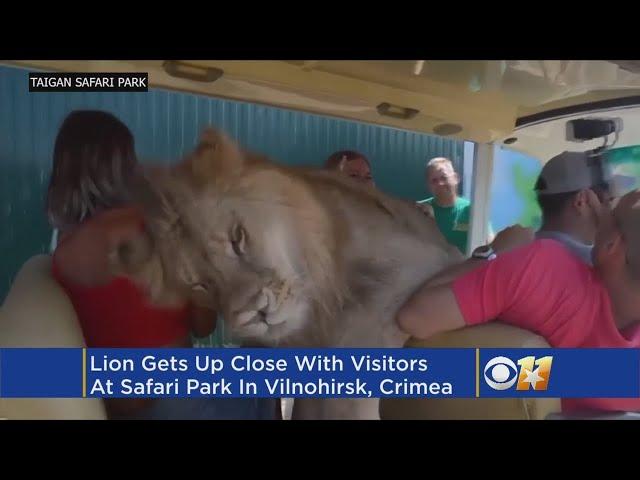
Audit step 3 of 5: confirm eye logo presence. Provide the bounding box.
[484,356,518,390]
[484,355,553,391]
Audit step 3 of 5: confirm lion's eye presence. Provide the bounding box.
[230,223,247,257]
[191,283,208,293]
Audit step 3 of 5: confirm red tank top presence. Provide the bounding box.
[51,212,190,348]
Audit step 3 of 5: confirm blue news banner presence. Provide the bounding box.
[0,348,639,399]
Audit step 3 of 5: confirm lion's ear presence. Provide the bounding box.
[182,127,245,185]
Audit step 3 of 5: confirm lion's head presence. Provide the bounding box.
[115,127,460,348]
[118,128,347,346]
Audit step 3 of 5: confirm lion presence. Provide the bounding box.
[114,127,464,420]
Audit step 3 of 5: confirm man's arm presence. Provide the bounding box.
[396,234,541,340]
[396,283,466,339]
[423,259,484,288]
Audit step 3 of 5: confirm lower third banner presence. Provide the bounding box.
[0,348,638,399]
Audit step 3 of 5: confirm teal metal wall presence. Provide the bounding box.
[0,64,465,302]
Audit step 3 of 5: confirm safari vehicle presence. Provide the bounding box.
[1,60,639,420]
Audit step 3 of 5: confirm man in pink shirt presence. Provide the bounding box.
[396,189,640,414]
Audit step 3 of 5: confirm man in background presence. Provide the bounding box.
[418,157,492,255]
[325,150,375,187]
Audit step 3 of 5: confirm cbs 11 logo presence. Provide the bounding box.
[484,356,553,391]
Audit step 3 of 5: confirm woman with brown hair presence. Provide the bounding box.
[47,110,277,419]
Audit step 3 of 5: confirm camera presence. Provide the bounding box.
[566,117,623,143]
[563,117,623,189]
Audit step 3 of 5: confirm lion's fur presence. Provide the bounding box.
[115,127,464,419]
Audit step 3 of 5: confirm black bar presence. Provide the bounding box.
[28,72,149,92]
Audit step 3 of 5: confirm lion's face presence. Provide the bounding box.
[184,189,318,344]
[134,130,339,346]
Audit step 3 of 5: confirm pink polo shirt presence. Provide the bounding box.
[452,239,640,413]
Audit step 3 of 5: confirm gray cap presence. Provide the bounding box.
[535,151,636,197]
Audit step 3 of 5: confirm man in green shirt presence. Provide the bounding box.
[418,157,492,254]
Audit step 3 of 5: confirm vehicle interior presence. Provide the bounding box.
[2,60,640,420]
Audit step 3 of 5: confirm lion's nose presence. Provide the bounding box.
[260,288,278,313]
[236,310,261,326]
[233,287,281,327]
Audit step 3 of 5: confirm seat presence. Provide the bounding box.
[0,255,107,419]
[379,324,561,420]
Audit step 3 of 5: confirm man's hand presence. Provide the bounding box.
[490,225,535,253]
[588,188,640,229]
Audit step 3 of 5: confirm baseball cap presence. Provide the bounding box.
[535,151,636,197]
